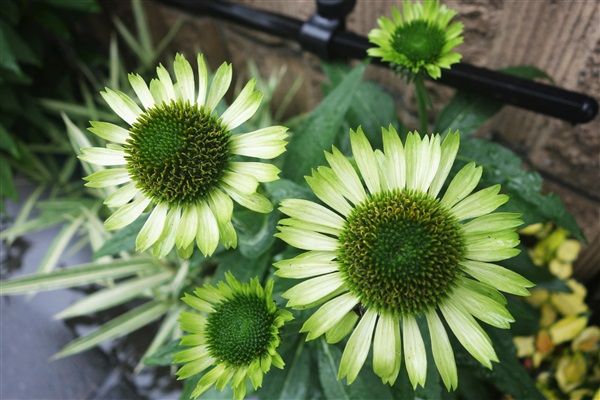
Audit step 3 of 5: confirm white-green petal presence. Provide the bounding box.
[222,171,258,194]
[229,126,288,159]
[338,309,377,384]
[222,185,273,213]
[84,168,130,188]
[404,132,420,190]
[403,314,427,389]
[429,130,460,198]
[221,79,262,130]
[462,212,523,235]
[104,182,139,207]
[156,64,176,101]
[176,355,215,380]
[419,134,441,192]
[466,246,520,262]
[440,300,498,369]
[316,166,361,207]
[283,272,345,308]
[100,88,142,125]
[278,218,340,237]
[205,62,232,111]
[176,205,198,249]
[382,125,406,190]
[305,173,352,216]
[88,121,130,144]
[230,162,280,183]
[196,54,208,105]
[149,78,166,104]
[191,365,225,398]
[207,188,233,224]
[465,230,520,253]
[324,147,366,204]
[451,185,508,221]
[461,260,533,296]
[104,196,150,231]
[274,258,339,279]
[326,312,359,344]
[279,199,345,230]
[275,226,338,252]
[128,73,154,109]
[350,127,380,194]
[153,206,181,258]
[136,203,168,252]
[173,53,195,103]
[452,284,513,329]
[426,310,457,391]
[440,162,482,208]
[79,147,126,166]
[273,250,337,271]
[196,201,219,256]
[373,313,401,385]
[301,293,359,340]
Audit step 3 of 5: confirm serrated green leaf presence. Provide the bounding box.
[282,63,365,181]
[0,257,158,295]
[53,300,170,359]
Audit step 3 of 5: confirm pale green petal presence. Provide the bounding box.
[440,162,482,208]
[338,309,378,384]
[100,88,142,125]
[222,185,273,213]
[301,292,359,340]
[105,196,150,231]
[279,218,340,236]
[326,312,359,344]
[128,73,154,109]
[79,147,126,166]
[196,53,208,105]
[452,283,513,329]
[222,171,258,194]
[206,62,232,111]
[466,247,520,262]
[350,127,380,194]
[156,63,176,101]
[426,310,457,391]
[460,260,533,296]
[315,166,362,206]
[229,126,288,159]
[440,300,498,369]
[403,314,427,389]
[217,220,237,249]
[282,272,345,308]
[149,78,166,104]
[373,313,401,385]
[465,230,520,253]
[230,162,280,183]
[179,311,206,332]
[221,79,262,130]
[173,344,208,363]
[136,202,168,252]
[84,168,130,188]
[173,53,195,103]
[181,293,213,313]
[451,184,508,221]
[419,134,441,192]
[279,199,345,230]
[104,182,138,208]
[275,226,338,252]
[275,258,339,279]
[176,355,214,380]
[196,201,219,256]
[382,125,406,190]
[404,132,420,190]
[462,212,523,235]
[207,188,233,224]
[428,130,460,198]
[152,206,181,258]
[305,172,352,216]
[175,205,198,249]
[88,121,130,144]
[191,364,225,399]
[324,147,367,204]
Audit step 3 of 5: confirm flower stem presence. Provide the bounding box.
[414,75,429,134]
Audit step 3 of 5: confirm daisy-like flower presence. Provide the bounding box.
[175,273,293,400]
[79,53,287,258]
[367,0,463,79]
[274,127,533,390]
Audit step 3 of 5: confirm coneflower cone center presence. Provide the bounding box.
[125,101,230,205]
[337,190,465,315]
[391,20,446,64]
[206,294,275,366]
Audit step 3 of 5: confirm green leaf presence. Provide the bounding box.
[458,138,584,241]
[233,210,277,259]
[0,123,19,158]
[139,308,181,371]
[0,23,21,75]
[282,63,365,181]
[55,271,173,319]
[265,179,315,205]
[93,213,148,259]
[36,216,84,274]
[0,257,158,295]
[499,248,568,292]
[0,158,17,201]
[213,249,272,283]
[44,0,100,12]
[318,340,394,400]
[53,300,170,359]
[143,339,181,366]
[500,66,554,83]
[507,296,540,336]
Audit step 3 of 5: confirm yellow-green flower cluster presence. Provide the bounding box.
[513,224,599,400]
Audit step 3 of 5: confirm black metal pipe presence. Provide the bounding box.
[161,0,598,124]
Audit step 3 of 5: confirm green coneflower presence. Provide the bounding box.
[175,273,293,400]
[79,53,287,258]
[274,127,533,390]
[368,0,463,79]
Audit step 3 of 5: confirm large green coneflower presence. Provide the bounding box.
[175,273,293,399]
[275,127,533,390]
[79,53,287,258]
